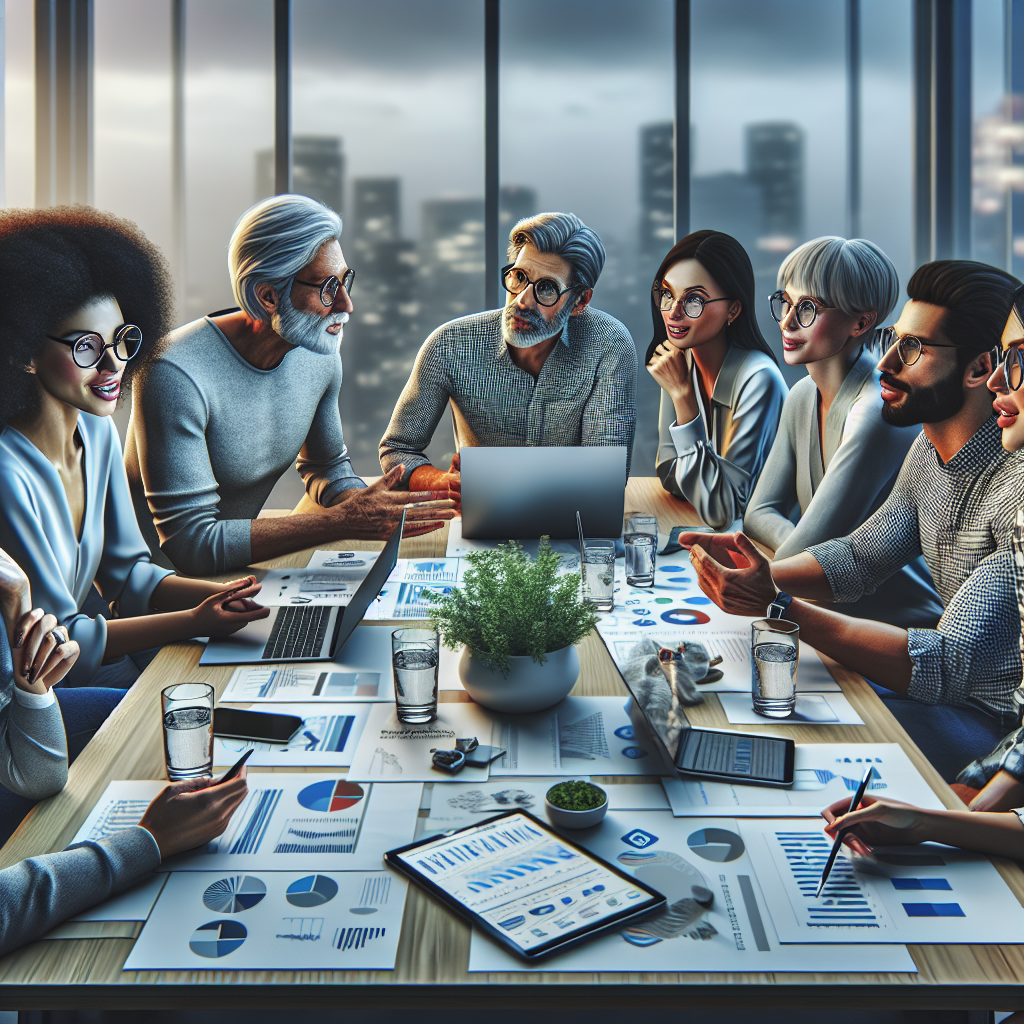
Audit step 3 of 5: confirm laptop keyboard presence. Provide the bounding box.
[681,732,786,781]
[262,606,332,661]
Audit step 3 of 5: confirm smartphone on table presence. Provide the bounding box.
[213,707,302,744]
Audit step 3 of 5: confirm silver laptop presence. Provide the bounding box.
[459,446,627,540]
[200,511,405,666]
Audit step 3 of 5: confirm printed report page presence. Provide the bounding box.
[395,812,657,952]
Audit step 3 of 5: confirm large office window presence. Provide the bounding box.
[183,1,274,321]
[94,0,174,276]
[4,0,34,207]
[691,0,848,382]
[500,0,674,473]
[293,0,485,478]
[17,0,976,485]
[859,0,913,290]
[972,0,1011,271]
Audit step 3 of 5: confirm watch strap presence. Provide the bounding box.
[768,591,793,619]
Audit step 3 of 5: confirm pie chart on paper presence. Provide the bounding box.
[297,779,365,813]
[686,828,745,862]
[189,919,247,958]
[286,874,339,908]
[202,875,266,913]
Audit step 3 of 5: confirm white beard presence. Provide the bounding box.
[273,295,348,354]
[501,300,573,349]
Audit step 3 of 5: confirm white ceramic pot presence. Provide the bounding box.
[458,643,580,714]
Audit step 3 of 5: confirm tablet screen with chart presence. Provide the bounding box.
[386,811,664,960]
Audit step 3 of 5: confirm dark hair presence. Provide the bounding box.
[0,206,175,424]
[646,229,777,365]
[906,260,1021,363]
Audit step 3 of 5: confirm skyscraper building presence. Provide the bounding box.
[745,121,804,253]
[640,122,674,260]
[342,177,421,472]
[255,135,345,215]
[499,184,537,254]
[419,197,487,327]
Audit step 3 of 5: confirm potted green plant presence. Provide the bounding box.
[427,538,598,713]
[544,781,609,829]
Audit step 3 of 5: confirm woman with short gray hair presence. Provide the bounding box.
[743,236,942,628]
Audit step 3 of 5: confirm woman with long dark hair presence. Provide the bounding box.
[647,229,787,528]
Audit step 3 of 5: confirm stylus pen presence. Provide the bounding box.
[815,764,876,899]
[218,748,254,784]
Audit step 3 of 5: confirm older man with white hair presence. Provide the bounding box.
[126,194,452,576]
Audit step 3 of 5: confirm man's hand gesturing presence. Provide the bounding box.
[330,465,456,540]
[689,532,778,616]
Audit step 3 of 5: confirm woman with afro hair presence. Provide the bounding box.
[0,207,270,694]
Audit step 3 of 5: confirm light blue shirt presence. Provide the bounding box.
[655,345,788,529]
[0,414,173,685]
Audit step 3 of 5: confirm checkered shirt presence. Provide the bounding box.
[379,306,637,484]
[808,417,1023,715]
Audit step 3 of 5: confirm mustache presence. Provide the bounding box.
[879,371,910,395]
[506,305,547,331]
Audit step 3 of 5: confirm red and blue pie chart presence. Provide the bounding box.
[297,779,365,813]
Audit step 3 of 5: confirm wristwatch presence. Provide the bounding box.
[767,590,793,619]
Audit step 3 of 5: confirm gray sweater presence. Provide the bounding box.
[0,630,160,956]
[0,628,67,800]
[125,316,365,576]
[0,827,161,956]
[743,350,942,628]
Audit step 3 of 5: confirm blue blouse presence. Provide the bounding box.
[0,415,172,685]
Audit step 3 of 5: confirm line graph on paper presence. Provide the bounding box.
[771,830,890,931]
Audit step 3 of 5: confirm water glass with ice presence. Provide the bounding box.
[392,628,439,724]
[581,538,616,612]
[750,619,799,718]
[161,682,215,781]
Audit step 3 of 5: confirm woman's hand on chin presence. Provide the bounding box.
[646,341,691,402]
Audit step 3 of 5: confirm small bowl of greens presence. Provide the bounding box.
[544,781,608,830]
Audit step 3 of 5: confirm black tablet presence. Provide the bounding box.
[383,809,666,961]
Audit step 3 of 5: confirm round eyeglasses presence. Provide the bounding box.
[879,326,959,367]
[769,291,832,329]
[1002,346,1024,391]
[47,324,143,369]
[656,289,732,318]
[294,268,355,308]
[502,264,576,308]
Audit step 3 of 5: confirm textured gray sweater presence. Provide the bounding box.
[0,827,161,955]
[0,628,160,956]
[124,315,365,576]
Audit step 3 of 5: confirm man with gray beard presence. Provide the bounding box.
[125,194,453,576]
[379,212,637,502]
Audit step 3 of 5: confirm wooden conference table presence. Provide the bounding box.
[1,478,1023,1011]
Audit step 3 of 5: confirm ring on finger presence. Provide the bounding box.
[49,626,69,646]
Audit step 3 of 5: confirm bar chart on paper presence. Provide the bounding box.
[739,820,1024,944]
[774,831,886,930]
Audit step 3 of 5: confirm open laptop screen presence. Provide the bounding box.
[460,446,627,539]
[330,509,406,658]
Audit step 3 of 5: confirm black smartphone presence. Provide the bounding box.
[217,747,254,783]
[213,707,302,744]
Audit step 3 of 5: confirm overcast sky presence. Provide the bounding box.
[2,0,1008,314]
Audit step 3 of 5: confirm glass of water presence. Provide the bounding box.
[392,628,439,724]
[581,539,616,612]
[750,619,799,718]
[161,682,215,781]
[624,513,659,587]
